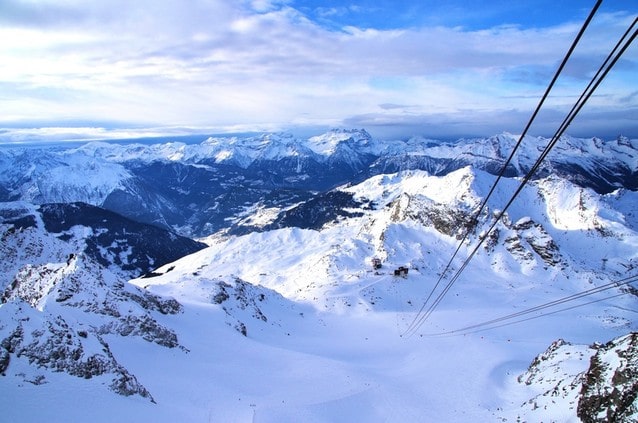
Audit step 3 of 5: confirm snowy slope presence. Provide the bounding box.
[0,201,203,412]
[1,133,637,421]
[0,252,184,404]
[144,167,637,316]
[109,168,636,422]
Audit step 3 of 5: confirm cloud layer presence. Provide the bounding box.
[0,0,636,140]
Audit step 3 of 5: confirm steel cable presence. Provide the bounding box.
[403,7,637,337]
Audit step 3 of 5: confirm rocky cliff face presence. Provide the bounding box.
[0,201,200,400]
[578,333,638,423]
[509,333,638,422]
[0,254,184,400]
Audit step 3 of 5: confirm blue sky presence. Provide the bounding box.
[294,0,601,30]
[0,0,636,142]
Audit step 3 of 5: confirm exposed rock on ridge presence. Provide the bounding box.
[510,333,638,422]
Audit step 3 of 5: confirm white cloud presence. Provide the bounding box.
[0,0,635,139]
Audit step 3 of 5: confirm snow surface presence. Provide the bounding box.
[2,165,637,422]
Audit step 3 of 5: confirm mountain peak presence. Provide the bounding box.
[305,128,372,155]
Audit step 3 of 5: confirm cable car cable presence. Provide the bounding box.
[403,0,604,337]
[404,16,638,337]
[428,291,630,338]
[438,274,638,335]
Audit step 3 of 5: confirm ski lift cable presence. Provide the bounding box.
[427,291,631,338]
[464,0,604,242]
[492,18,638,238]
[434,0,605,288]
[403,0,604,337]
[405,8,637,339]
[527,17,638,179]
[428,275,638,336]
[406,25,637,337]
[404,16,638,338]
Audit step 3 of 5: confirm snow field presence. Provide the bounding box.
[2,165,637,422]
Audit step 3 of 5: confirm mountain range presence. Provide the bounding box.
[1,129,635,237]
[0,129,637,422]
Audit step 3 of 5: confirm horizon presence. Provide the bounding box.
[1,126,636,148]
[1,0,636,142]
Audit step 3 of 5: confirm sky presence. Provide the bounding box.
[0,0,636,142]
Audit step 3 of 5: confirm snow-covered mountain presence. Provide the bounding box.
[0,203,203,405]
[0,202,205,281]
[0,254,183,403]
[1,130,636,237]
[1,129,637,421]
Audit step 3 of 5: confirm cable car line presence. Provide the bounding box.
[405,0,605,336]
[520,16,637,190]
[403,5,637,338]
[425,273,638,337]
[428,291,630,338]
[525,17,638,181]
[405,22,637,337]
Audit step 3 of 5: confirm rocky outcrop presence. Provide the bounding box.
[512,217,562,267]
[386,193,475,239]
[490,216,563,268]
[210,278,269,336]
[0,254,184,400]
[0,311,154,401]
[509,333,638,422]
[578,333,638,423]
